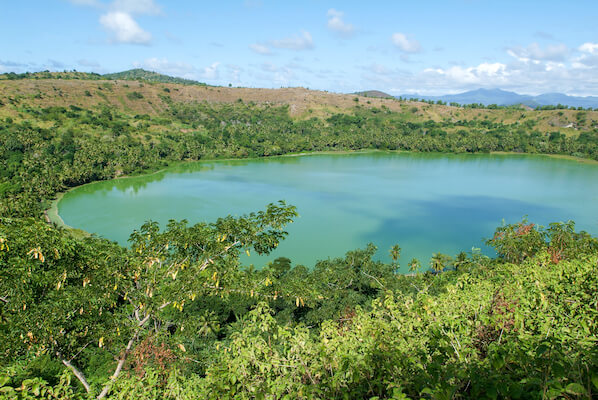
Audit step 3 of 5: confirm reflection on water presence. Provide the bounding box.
[59,152,598,272]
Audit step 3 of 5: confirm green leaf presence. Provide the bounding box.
[565,383,586,395]
[491,355,505,370]
[32,383,41,396]
[0,376,9,387]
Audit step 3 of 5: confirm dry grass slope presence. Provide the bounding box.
[1,79,597,136]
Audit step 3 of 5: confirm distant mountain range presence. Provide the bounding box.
[397,88,598,109]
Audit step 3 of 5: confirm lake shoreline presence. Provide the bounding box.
[47,149,598,231]
[51,150,598,270]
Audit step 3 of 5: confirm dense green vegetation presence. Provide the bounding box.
[2,99,597,219]
[1,78,597,399]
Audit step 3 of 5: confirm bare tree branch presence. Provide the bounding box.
[96,314,151,399]
[60,356,91,393]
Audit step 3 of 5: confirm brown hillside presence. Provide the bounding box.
[0,79,596,135]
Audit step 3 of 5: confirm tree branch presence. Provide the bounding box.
[60,356,91,393]
[361,271,386,290]
[198,241,241,272]
[97,314,151,399]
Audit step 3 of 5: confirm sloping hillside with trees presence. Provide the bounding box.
[0,74,597,399]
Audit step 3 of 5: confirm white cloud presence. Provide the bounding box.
[359,40,598,96]
[249,43,272,55]
[133,58,221,81]
[134,57,195,78]
[365,52,598,96]
[362,41,598,96]
[68,0,159,45]
[271,31,314,51]
[507,43,569,62]
[573,43,598,69]
[579,42,598,55]
[391,33,421,53]
[327,9,354,37]
[199,62,220,80]
[100,11,152,44]
[423,63,509,85]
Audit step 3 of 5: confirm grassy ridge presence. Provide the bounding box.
[1,75,597,134]
[103,69,206,86]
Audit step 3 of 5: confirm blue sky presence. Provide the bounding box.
[2,0,598,95]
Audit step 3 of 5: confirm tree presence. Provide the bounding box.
[389,244,401,268]
[486,219,544,263]
[453,251,468,270]
[430,253,452,273]
[408,257,421,273]
[0,202,297,398]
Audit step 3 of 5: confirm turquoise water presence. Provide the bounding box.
[58,152,598,272]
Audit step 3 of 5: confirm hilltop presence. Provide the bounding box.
[1,74,597,135]
[354,90,394,99]
[0,68,205,86]
[0,70,104,81]
[103,68,206,85]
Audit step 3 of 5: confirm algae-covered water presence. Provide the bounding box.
[58,152,598,271]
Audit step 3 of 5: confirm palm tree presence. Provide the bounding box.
[389,244,401,267]
[430,253,452,274]
[408,258,421,273]
[453,252,468,270]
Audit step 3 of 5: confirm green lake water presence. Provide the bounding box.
[58,152,598,272]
